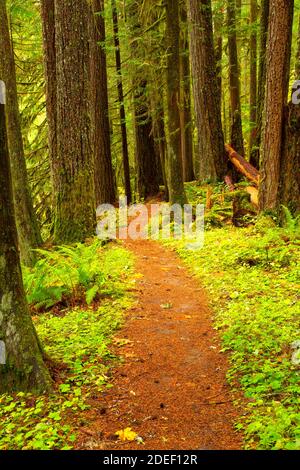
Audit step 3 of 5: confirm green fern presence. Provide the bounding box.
[281,205,300,239]
[23,240,106,310]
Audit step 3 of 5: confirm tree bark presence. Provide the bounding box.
[134,81,160,200]
[249,0,257,157]
[0,87,52,393]
[53,0,96,243]
[259,0,294,212]
[0,0,42,266]
[151,89,169,201]
[250,0,269,168]
[227,0,244,157]
[295,13,300,78]
[279,103,300,213]
[165,0,186,205]
[180,7,194,182]
[214,6,223,114]
[91,0,116,206]
[188,0,227,182]
[41,0,57,215]
[128,1,160,200]
[111,0,131,204]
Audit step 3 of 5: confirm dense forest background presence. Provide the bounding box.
[2,0,300,254]
[0,0,300,452]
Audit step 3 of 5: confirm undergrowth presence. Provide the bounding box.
[0,243,136,450]
[165,214,300,449]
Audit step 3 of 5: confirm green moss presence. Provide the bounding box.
[0,243,136,450]
[164,221,300,450]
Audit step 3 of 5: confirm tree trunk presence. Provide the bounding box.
[214,7,223,113]
[128,1,160,200]
[279,103,300,213]
[41,0,57,218]
[188,0,227,182]
[111,0,131,204]
[134,81,160,200]
[152,90,169,201]
[295,13,300,78]
[0,0,42,266]
[165,0,186,205]
[259,0,294,212]
[180,7,194,182]
[227,0,244,157]
[250,0,269,168]
[249,0,257,157]
[91,0,116,206]
[0,87,52,393]
[53,0,96,243]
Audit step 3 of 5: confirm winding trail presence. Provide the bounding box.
[79,237,242,450]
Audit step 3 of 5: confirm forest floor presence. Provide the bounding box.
[78,238,242,450]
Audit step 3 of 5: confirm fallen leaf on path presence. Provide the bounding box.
[115,427,138,442]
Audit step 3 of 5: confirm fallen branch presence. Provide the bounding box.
[225,144,259,185]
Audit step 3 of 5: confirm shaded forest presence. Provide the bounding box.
[0,0,300,453]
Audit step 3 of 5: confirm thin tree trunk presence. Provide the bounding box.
[250,0,269,168]
[134,81,160,200]
[180,8,194,182]
[41,0,57,221]
[0,0,42,266]
[188,0,227,182]
[111,0,131,204]
[53,0,96,243]
[151,88,169,201]
[259,0,294,211]
[214,7,223,114]
[227,0,244,157]
[128,1,160,200]
[0,85,52,393]
[165,0,186,205]
[295,13,300,78]
[249,0,257,157]
[91,0,116,206]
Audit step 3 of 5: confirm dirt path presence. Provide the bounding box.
[79,239,242,450]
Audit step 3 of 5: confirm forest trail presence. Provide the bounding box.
[79,237,242,450]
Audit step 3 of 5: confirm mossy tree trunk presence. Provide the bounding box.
[0,91,52,393]
[128,1,160,200]
[111,0,132,204]
[249,0,258,157]
[227,0,244,157]
[180,7,194,183]
[295,13,300,78]
[134,80,160,200]
[41,0,57,221]
[250,0,269,169]
[259,0,294,212]
[91,0,116,206]
[279,103,300,213]
[53,0,96,243]
[213,6,223,115]
[0,0,42,267]
[165,0,186,205]
[188,0,227,182]
[151,89,169,201]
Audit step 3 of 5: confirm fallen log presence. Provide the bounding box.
[225,144,259,186]
[245,186,259,208]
